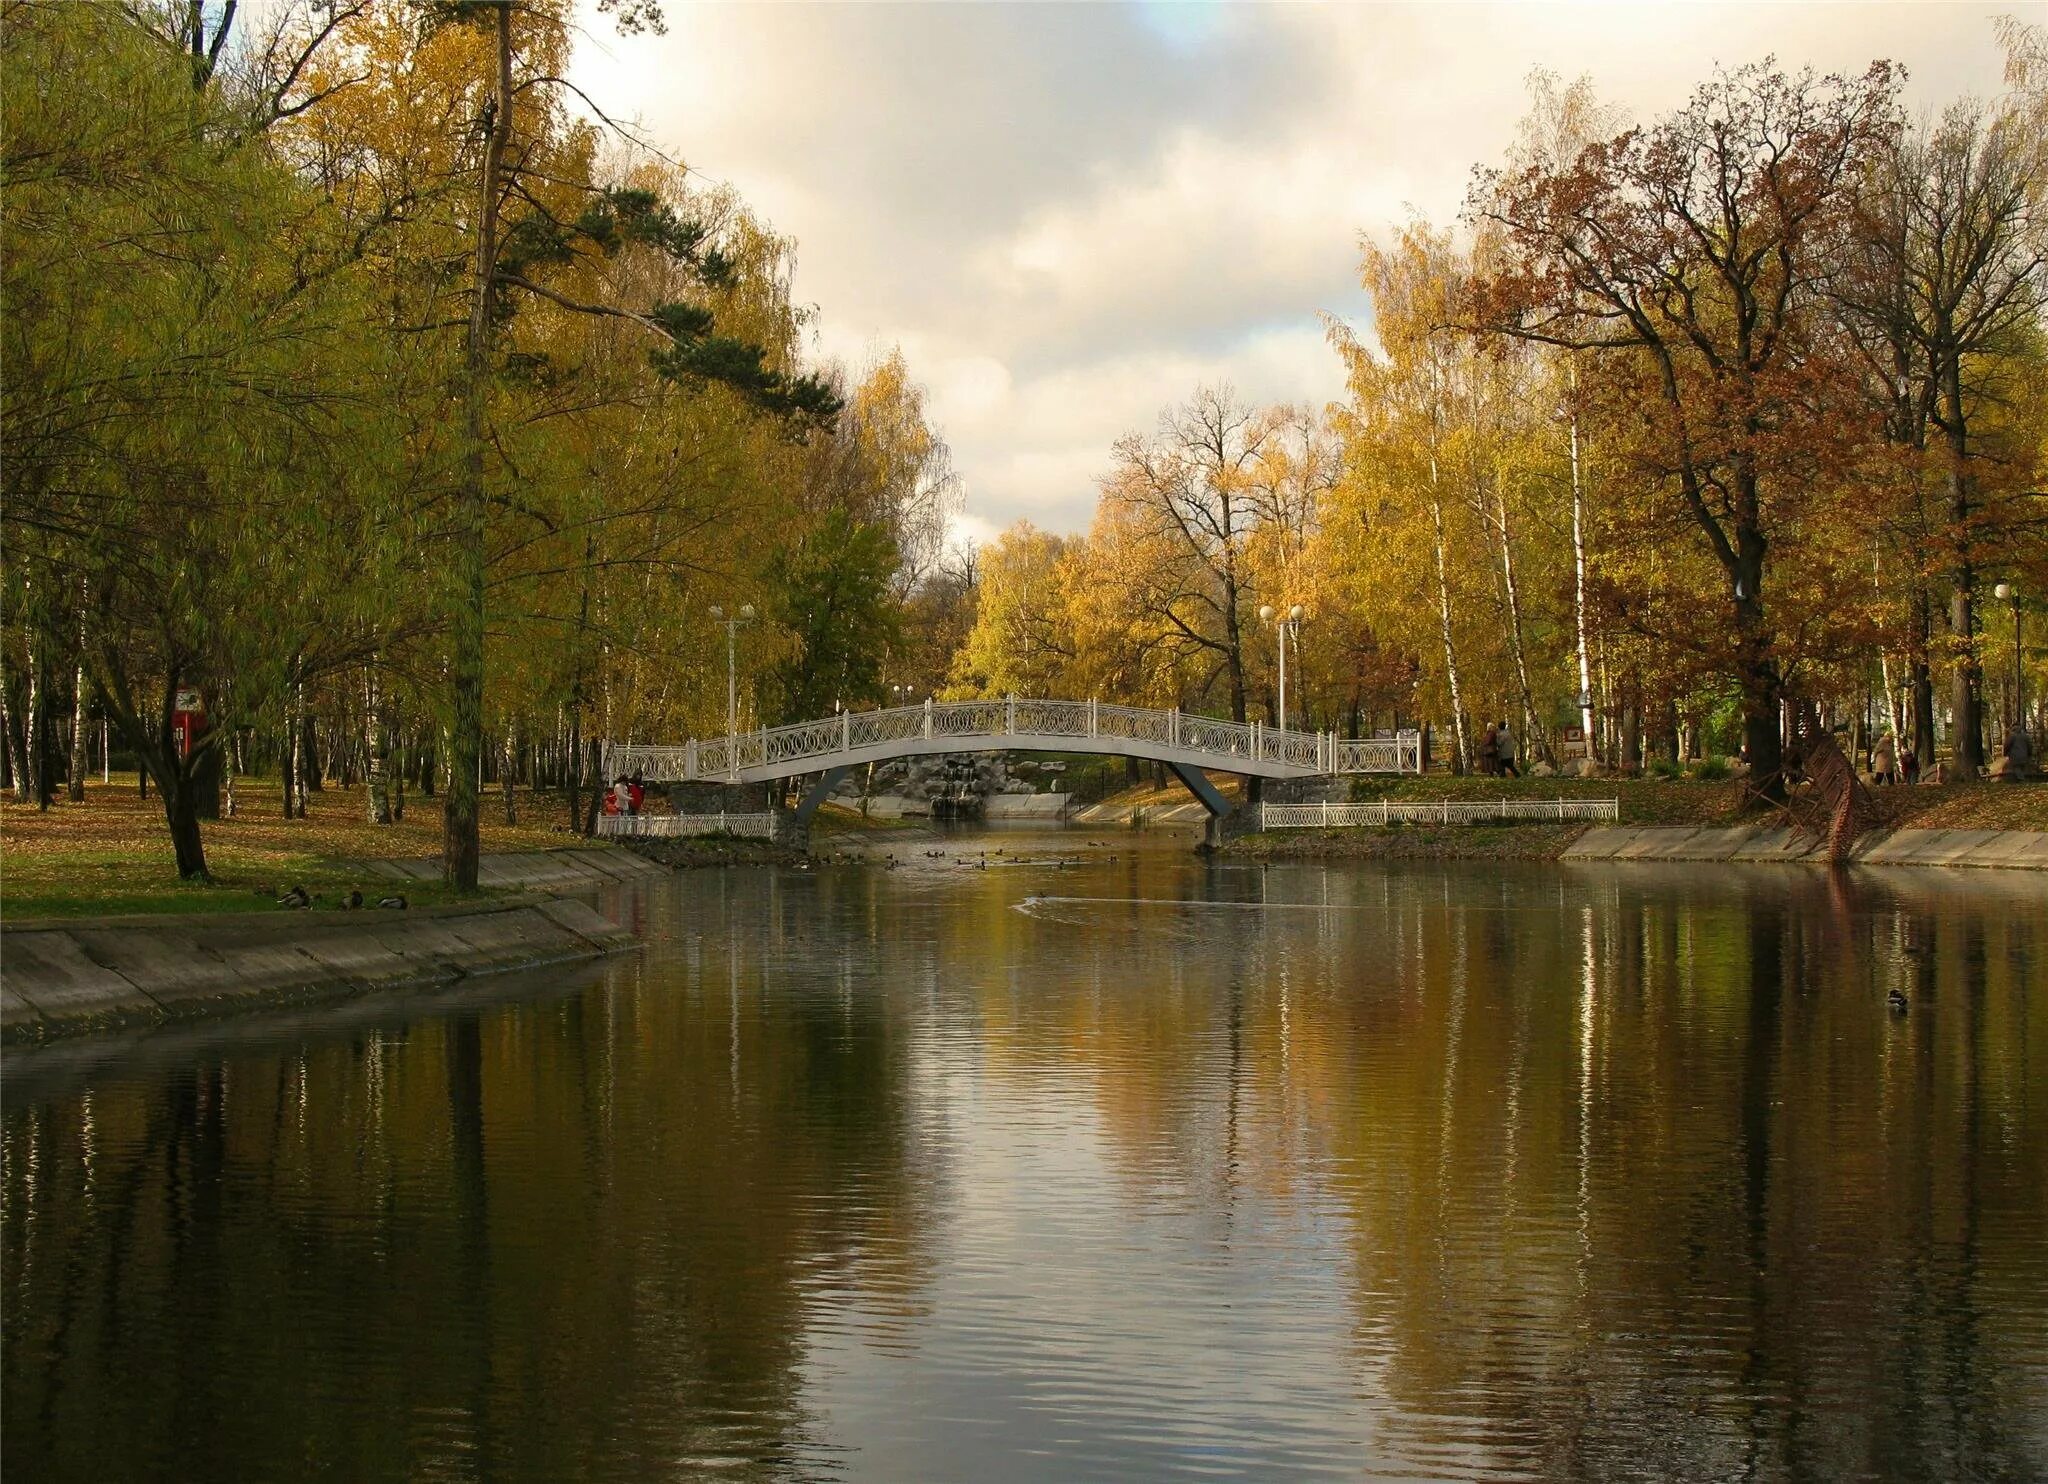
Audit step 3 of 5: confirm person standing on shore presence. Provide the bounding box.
[1498,721,1519,779]
[1478,722,1500,777]
[2004,725,2033,782]
[1871,730,1896,786]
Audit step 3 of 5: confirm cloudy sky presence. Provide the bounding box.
[571,2,2014,544]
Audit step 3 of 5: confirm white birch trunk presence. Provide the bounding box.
[1568,382,1596,764]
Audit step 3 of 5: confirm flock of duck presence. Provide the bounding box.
[789,843,1123,872]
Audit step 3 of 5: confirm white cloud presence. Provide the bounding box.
[572,1,2013,539]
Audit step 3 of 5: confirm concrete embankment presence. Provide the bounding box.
[1231,823,2048,868]
[1562,825,2048,869]
[343,845,669,889]
[1,897,638,1044]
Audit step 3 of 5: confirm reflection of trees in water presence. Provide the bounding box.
[1316,868,2046,1479]
[833,855,2046,1479]
[0,880,938,1481]
[2,863,2042,1479]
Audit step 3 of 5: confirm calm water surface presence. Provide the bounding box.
[4,836,2045,1481]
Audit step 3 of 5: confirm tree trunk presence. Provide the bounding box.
[365,660,392,824]
[68,659,87,802]
[1940,349,1983,773]
[23,623,48,808]
[300,710,321,794]
[1909,586,1936,770]
[1948,575,1982,773]
[0,657,22,796]
[1489,465,1548,764]
[445,5,513,891]
[1221,576,1248,723]
[1427,486,1468,771]
[1567,386,1597,763]
[392,709,406,821]
[500,724,518,825]
[565,698,584,830]
[163,770,208,880]
[581,738,603,837]
[1731,537,1784,801]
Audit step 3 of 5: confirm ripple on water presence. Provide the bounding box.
[3,849,2045,1480]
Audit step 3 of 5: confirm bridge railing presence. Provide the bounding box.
[596,811,776,839]
[1259,797,1619,830]
[1335,734,1422,774]
[603,700,1418,783]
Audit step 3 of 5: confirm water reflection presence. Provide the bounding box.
[4,848,2044,1480]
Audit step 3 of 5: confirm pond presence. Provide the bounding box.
[4,837,2044,1480]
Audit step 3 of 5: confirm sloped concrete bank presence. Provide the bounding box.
[1,897,638,1045]
[1562,825,2048,868]
[1231,824,2048,869]
[344,845,669,889]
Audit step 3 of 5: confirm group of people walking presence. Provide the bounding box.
[1867,732,1919,786]
[1869,725,2035,783]
[604,773,647,815]
[1476,721,1519,778]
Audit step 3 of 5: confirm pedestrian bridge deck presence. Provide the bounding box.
[606,698,1419,786]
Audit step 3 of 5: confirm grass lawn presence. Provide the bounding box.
[811,802,918,834]
[2,775,585,919]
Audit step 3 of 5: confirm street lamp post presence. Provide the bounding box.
[1995,582,2023,739]
[1260,603,1306,732]
[708,603,756,741]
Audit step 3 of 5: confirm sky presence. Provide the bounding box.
[570,2,2016,545]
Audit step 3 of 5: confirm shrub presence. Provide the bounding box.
[1691,755,1731,781]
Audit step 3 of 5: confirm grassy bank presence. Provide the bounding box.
[1231,822,1591,862]
[810,801,919,835]
[2,776,580,918]
[1230,775,2047,862]
[1339,773,2048,831]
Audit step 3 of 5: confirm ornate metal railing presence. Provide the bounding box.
[1258,797,1619,829]
[1334,734,1424,774]
[595,811,776,840]
[603,700,1421,783]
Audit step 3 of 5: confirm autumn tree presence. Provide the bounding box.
[1834,99,2046,770]
[949,523,1078,698]
[1476,61,1901,797]
[1098,387,1279,723]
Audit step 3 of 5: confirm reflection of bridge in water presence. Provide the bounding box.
[604,698,1421,846]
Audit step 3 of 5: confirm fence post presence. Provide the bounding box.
[1442,799,1449,826]
[1253,719,1261,760]
[842,709,851,752]
[1170,708,1180,748]
[924,697,933,740]
[1089,697,1097,737]
[1321,798,1330,827]
[686,738,697,779]
[1006,694,1016,735]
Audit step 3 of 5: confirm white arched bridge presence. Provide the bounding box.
[603,698,1420,844]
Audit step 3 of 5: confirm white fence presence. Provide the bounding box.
[1334,734,1424,774]
[596,811,776,840]
[1259,797,1620,830]
[605,700,1419,784]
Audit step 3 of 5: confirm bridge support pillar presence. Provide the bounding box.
[781,765,852,850]
[1166,761,1252,851]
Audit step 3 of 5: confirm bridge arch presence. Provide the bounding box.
[604,698,1419,842]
